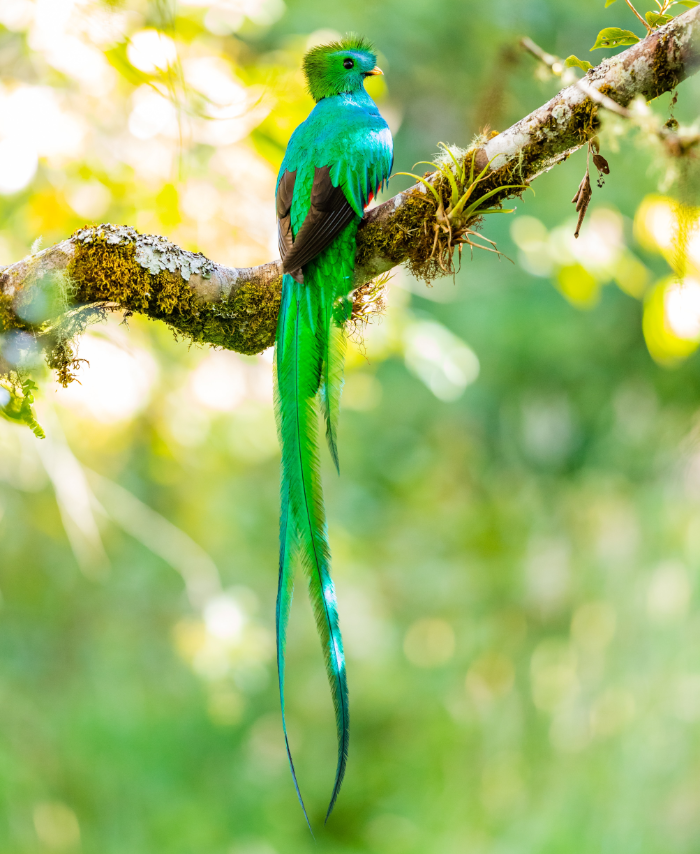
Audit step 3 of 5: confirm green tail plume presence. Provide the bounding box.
[274,286,311,830]
[275,262,350,823]
[319,223,356,473]
[275,474,312,832]
[319,319,346,474]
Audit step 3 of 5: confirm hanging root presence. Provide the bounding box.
[345,271,392,351]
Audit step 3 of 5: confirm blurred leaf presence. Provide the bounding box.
[605,0,618,5]
[156,184,181,229]
[0,377,45,438]
[590,27,641,49]
[646,11,672,25]
[564,55,593,71]
[104,43,154,87]
[674,0,699,7]
[642,278,700,364]
[556,264,599,308]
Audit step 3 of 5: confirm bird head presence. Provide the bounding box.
[302,35,383,102]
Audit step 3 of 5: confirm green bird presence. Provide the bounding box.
[274,35,393,825]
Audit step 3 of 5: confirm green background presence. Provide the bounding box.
[1,0,700,852]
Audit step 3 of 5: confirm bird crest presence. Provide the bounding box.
[302,34,380,102]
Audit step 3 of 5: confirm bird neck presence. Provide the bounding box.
[319,86,379,114]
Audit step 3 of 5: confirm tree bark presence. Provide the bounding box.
[1,7,699,360]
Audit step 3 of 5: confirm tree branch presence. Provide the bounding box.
[2,8,699,366]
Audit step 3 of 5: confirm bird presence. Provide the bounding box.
[274,35,393,827]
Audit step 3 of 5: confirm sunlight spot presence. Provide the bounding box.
[571,601,616,652]
[186,0,285,30]
[514,221,554,275]
[127,29,177,74]
[0,0,33,30]
[511,216,550,274]
[643,278,700,364]
[575,208,623,270]
[0,86,85,161]
[121,138,174,182]
[647,561,691,623]
[31,0,75,39]
[43,36,112,91]
[306,29,343,50]
[55,332,157,423]
[343,371,382,411]
[403,618,455,667]
[403,319,479,401]
[0,138,37,194]
[33,801,80,850]
[523,535,571,615]
[673,674,700,722]
[185,56,246,107]
[204,594,246,642]
[182,180,221,222]
[665,278,700,340]
[128,86,178,140]
[635,195,676,252]
[184,58,270,146]
[466,652,515,706]
[189,351,247,411]
[67,180,111,220]
[550,708,591,753]
[530,640,578,712]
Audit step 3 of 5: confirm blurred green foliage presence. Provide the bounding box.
[1,0,700,852]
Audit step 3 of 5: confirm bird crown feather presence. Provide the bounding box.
[302,34,377,101]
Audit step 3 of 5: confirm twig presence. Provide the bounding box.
[624,0,654,32]
[576,78,632,118]
[519,37,564,74]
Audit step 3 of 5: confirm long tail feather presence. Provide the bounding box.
[318,234,355,474]
[319,319,346,474]
[277,272,349,822]
[276,485,314,834]
[273,295,312,832]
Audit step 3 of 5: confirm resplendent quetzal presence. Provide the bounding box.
[274,36,393,824]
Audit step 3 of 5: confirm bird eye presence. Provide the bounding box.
[343,58,354,69]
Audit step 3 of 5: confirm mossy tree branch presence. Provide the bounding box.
[1,7,699,365]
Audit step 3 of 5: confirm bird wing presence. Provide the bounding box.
[276,168,296,263]
[277,166,356,281]
[276,113,393,280]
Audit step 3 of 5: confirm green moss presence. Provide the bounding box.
[44,339,80,387]
[185,277,282,355]
[569,97,600,140]
[68,226,280,356]
[356,188,437,273]
[69,229,197,315]
[0,291,19,334]
[649,31,681,99]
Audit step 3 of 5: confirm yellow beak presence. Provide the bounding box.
[365,66,383,76]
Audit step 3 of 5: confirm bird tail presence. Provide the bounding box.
[318,225,356,473]
[274,269,350,824]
